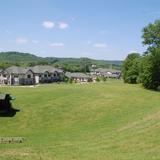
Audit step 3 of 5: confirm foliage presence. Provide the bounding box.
[69,78,73,83]
[102,76,107,81]
[141,20,160,90]
[122,20,160,90]
[142,20,160,48]
[139,48,160,90]
[96,76,100,82]
[0,52,122,72]
[63,76,69,83]
[122,53,140,84]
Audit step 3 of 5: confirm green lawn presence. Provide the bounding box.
[0,80,160,160]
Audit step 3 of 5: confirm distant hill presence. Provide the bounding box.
[0,51,122,71]
[0,52,42,63]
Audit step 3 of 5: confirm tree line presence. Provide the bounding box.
[122,20,160,90]
[0,52,122,72]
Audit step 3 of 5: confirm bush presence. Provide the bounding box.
[102,77,107,82]
[96,77,100,82]
[122,53,140,84]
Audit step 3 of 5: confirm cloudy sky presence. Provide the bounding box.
[0,0,160,60]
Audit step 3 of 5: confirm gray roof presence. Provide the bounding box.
[102,72,120,78]
[30,65,63,74]
[95,68,121,73]
[5,66,28,74]
[4,66,63,75]
[65,72,90,79]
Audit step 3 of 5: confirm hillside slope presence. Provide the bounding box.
[0,81,159,159]
[0,52,122,70]
[0,52,42,63]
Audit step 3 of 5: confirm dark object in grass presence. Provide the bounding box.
[0,93,19,117]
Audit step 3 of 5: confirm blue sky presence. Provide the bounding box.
[0,0,160,60]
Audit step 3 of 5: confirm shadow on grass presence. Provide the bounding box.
[0,100,20,117]
[0,108,20,117]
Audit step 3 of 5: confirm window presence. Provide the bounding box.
[14,75,18,78]
[27,75,31,78]
[54,73,57,77]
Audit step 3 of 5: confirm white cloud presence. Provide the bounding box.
[32,40,39,44]
[59,22,69,29]
[50,43,64,47]
[42,21,55,29]
[16,37,28,44]
[93,43,108,48]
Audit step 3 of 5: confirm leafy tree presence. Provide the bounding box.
[63,77,69,83]
[96,77,100,82]
[102,77,107,82]
[141,20,160,90]
[69,78,73,83]
[122,53,140,84]
[142,20,160,49]
[139,48,160,90]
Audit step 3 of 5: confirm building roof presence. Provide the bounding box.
[102,72,120,78]
[95,68,121,73]
[65,72,90,79]
[5,66,28,74]
[30,65,63,74]
[4,65,63,75]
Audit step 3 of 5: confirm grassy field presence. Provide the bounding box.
[0,80,160,160]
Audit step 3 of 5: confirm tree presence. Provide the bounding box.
[122,53,140,84]
[142,20,160,49]
[139,48,160,90]
[141,20,160,90]
[96,77,100,82]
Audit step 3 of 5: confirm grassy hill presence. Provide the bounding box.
[0,52,122,71]
[0,81,160,159]
[0,52,42,63]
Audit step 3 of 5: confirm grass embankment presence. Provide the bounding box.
[0,80,160,160]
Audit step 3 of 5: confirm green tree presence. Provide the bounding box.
[122,53,140,84]
[102,76,107,82]
[141,20,160,90]
[139,48,160,90]
[96,76,100,82]
[142,20,160,49]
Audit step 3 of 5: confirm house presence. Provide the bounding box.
[0,66,64,85]
[94,68,121,79]
[4,66,35,85]
[0,69,3,84]
[29,65,64,84]
[65,72,91,82]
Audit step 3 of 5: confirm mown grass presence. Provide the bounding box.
[0,80,160,160]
